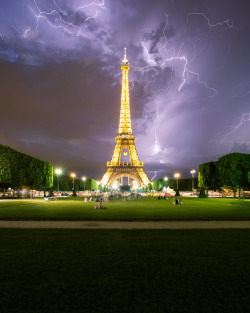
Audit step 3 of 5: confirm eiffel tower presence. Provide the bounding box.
[101,49,150,189]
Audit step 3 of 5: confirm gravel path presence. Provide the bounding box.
[0,220,250,229]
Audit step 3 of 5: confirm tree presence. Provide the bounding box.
[198,162,219,195]
[85,179,98,191]
[152,178,167,191]
[199,186,207,198]
[217,153,250,199]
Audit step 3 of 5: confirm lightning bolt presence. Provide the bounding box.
[187,13,233,31]
[151,171,158,181]
[23,27,31,38]
[223,113,250,141]
[130,10,228,98]
[129,11,234,156]
[22,0,109,39]
[215,113,250,148]
[154,127,159,154]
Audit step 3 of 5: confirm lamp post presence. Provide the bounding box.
[71,173,76,194]
[174,173,180,189]
[82,177,86,191]
[55,168,62,192]
[190,169,196,191]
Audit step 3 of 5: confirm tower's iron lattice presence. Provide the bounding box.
[101,49,150,188]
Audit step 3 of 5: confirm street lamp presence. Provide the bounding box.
[174,173,180,189]
[190,169,196,191]
[71,173,76,194]
[82,177,86,191]
[55,168,62,192]
[164,176,168,186]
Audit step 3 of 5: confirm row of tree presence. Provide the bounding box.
[0,144,53,193]
[198,153,250,197]
[52,174,100,192]
[151,178,198,192]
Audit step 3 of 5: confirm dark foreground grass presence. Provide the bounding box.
[1,229,250,313]
[0,197,250,220]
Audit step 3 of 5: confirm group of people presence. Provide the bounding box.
[84,197,92,202]
[173,199,183,205]
[92,197,107,209]
[158,194,168,200]
[157,194,183,205]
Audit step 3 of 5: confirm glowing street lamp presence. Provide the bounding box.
[55,168,62,192]
[164,176,168,186]
[71,173,76,193]
[190,170,196,191]
[174,173,180,189]
[82,177,86,191]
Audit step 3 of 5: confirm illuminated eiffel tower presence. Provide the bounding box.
[101,49,150,189]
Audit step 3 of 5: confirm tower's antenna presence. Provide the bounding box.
[124,47,127,61]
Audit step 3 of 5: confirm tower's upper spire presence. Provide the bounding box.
[121,47,129,66]
[119,48,132,135]
[124,47,127,61]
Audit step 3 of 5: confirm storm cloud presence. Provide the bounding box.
[0,0,250,180]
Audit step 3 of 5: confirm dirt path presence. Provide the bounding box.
[0,220,250,229]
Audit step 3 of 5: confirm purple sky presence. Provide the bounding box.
[0,0,250,181]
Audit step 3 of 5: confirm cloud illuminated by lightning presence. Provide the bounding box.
[130,11,226,99]
[127,10,236,161]
[22,0,109,39]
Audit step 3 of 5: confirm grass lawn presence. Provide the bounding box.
[0,229,249,313]
[0,197,249,220]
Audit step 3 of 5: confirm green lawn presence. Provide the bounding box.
[0,229,249,313]
[0,197,249,220]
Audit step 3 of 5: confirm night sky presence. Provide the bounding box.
[0,0,250,181]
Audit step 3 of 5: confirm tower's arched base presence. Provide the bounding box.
[101,165,149,189]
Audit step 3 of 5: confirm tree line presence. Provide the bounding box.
[151,178,198,192]
[0,144,53,195]
[52,175,99,192]
[199,152,250,198]
[0,145,103,194]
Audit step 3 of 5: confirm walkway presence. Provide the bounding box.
[0,220,250,229]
